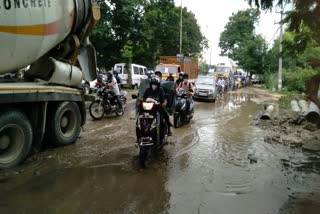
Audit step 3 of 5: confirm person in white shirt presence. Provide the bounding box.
[106,72,123,111]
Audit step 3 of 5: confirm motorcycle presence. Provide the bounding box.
[174,88,194,128]
[89,86,127,120]
[135,97,168,167]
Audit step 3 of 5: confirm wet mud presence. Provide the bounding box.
[0,88,320,214]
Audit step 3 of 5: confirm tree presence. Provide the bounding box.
[199,60,209,75]
[219,9,267,76]
[91,0,207,70]
[248,0,320,50]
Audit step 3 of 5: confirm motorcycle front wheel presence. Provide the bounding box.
[139,147,148,168]
[89,100,105,120]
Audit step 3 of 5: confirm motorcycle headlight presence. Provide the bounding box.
[142,102,154,110]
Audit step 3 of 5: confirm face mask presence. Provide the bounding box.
[152,85,158,90]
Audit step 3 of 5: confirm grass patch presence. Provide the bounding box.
[278,91,307,109]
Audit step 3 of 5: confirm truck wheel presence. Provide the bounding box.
[84,82,91,94]
[0,110,33,169]
[47,102,81,146]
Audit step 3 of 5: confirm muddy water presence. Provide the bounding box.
[1,92,320,214]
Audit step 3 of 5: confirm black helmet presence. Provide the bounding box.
[150,76,161,87]
[183,73,189,79]
[107,71,113,83]
[155,71,162,78]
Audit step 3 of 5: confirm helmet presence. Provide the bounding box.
[150,76,161,87]
[183,73,189,79]
[107,71,113,83]
[155,71,162,79]
[147,70,154,78]
[179,71,184,79]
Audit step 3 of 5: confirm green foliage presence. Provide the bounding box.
[264,72,278,90]
[283,67,318,93]
[91,0,207,70]
[219,9,267,75]
[249,0,320,51]
[199,61,209,75]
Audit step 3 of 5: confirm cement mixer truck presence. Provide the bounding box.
[0,0,100,168]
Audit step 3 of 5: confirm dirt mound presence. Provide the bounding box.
[255,110,320,150]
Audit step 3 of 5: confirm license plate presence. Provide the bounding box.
[199,92,207,96]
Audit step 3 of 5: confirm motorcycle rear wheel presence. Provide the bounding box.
[89,100,105,120]
[115,107,124,116]
[174,114,182,128]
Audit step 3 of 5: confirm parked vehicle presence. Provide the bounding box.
[174,88,194,128]
[134,97,168,167]
[194,76,217,102]
[89,86,127,120]
[114,63,148,89]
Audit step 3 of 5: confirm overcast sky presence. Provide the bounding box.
[174,0,286,64]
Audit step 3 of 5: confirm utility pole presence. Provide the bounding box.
[179,0,183,54]
[278,1,283,90]
[209,43,212,66]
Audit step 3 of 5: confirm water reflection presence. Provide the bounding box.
[0,149,171,213]
[168,93,320,214]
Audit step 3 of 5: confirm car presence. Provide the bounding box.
[194,75,217,102]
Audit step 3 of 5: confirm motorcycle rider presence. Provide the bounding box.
[143,76,172,136]
[155,71,163,80]
[176,71,184,85]
[113,70,122,91]
[217,77,226,92]
[146,70,154,79]
[176,73,194,113]
[106,71,123,112]
[166,73,175,82]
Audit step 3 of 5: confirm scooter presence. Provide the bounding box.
[134,97,168,167]
[174,88,194,128]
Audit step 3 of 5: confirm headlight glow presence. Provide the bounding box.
[143,102,154,110]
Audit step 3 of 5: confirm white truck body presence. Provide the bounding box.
[0,0,75,73]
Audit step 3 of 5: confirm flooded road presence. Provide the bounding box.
[1,89,320,214]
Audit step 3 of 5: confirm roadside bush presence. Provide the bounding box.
[283,67,318,93]
[264,72,278,90]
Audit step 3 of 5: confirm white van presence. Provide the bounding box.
[114,63,148,89]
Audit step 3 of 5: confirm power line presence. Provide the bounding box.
[268,26,281,44]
